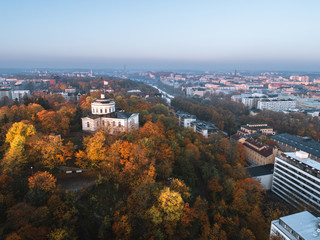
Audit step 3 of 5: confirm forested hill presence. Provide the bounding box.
[0,78,288,239]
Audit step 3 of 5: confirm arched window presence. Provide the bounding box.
[87,122,90,127]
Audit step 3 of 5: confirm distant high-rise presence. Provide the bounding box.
[290,75,309,82]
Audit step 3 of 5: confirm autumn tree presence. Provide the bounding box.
[28,171,57,192]
[76,131,109,169]
[1,122,36,175]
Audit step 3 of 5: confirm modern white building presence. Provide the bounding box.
[81,94,139,133]
[270,211,320,240]
[271,151,320,215]
[257,99,296,112]
[190,121,219,138]
[11,90,30,101]
[176,111,196,128]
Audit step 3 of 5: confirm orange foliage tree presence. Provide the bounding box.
[28,171,57,192]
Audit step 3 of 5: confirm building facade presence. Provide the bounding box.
[272,133,320,162]
[81,94,139,133]
[257,99,296,112]
[271,151,320,215]
[238,123,275,136]
[176,111,197,128]
[191,121,219,138]
[246,164,274,190]
[243,138,275,165]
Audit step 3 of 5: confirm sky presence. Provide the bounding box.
[1,0,320,71]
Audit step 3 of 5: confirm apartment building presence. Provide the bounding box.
[243,138,275,165]
[271,151,320,215]
[238,123,275,136]
[176,111,197,128]
[257,99,296,112]
[191,121,219,138]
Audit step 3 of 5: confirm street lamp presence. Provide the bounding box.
[31,166,33,175]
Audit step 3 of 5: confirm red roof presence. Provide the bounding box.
[231,134,242,140]
[243,139,273,157]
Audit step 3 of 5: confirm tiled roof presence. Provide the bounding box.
[243,139,273,157]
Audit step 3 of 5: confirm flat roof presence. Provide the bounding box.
[278,211,319,240]
[191,121,218,130]
[272,133,320,159]
[246,164,274,177]
[284,152,320,171]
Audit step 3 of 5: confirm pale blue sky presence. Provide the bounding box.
[0,0,320,71]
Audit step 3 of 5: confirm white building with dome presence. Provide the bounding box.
[81,94,139,133]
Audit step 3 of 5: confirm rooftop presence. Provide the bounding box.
[243,138,274,157]
[176,111,197,119]
[191,121,218,130]
[272,211,320,240]
[246,164,274,177]
[283,151,320,171]
[230,134,243,141]
[272,133,320,159]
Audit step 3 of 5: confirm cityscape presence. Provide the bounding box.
[1,1,320,240]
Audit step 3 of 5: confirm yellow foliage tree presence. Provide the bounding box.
[76,131,108,169]
[150,187,184,223]
[1,122,36,175]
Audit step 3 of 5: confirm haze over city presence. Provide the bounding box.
[1,0,320,71]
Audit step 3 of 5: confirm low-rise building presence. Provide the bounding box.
[176,111,197,128]
[246,164,274,190]
[191,121,219,138]
[238,123,275,136]
[11,90,30,101]
[81,94,139,134]
[243,138,275,165]
[272,133,320,162]
[270,211,320,240]
[0,88,11,99]
[271,151,320,215]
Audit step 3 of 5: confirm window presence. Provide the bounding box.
[109,108,111,113]
[102,120,105,126]
[100,109,102,113]
[105,108,107,113]
[118,122,121,127]
[87,122,90,128]
[113,121,115,126]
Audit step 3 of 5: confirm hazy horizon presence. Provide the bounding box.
[1,0,320,71]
